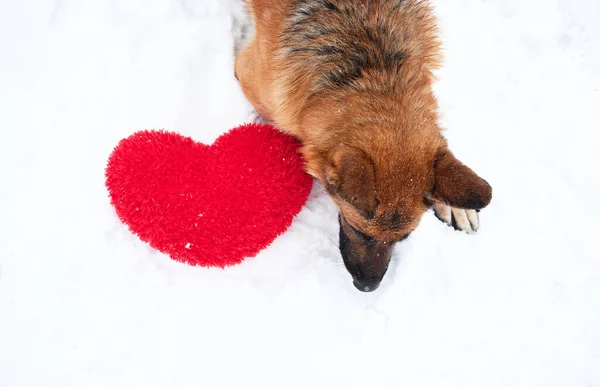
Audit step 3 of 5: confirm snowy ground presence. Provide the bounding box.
[1,0,599,386]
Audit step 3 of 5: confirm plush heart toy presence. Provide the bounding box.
[105,123,313,268]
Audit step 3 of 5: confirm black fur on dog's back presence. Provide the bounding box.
[279,0,440,97]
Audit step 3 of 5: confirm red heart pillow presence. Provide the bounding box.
[105,123,313,267]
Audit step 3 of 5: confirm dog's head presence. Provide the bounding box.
[309,138,492,292]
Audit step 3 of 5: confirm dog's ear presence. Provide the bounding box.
[324,147,377,219]
[430,147,492,210]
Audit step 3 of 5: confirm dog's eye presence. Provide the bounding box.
[349,224,375,243]
[398,232,412,242]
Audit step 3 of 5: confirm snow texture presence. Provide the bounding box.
[1,0,599,386]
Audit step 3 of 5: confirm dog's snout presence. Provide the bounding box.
[338,215,394,292]
[353,278,381,292]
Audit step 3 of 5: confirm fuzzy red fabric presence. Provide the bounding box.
[105,123,313,268]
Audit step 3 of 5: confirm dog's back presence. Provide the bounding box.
[277,0,441,125]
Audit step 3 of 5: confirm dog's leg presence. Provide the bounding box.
[432,202,481,234]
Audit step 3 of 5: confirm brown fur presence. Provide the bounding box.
[235,0,492,290]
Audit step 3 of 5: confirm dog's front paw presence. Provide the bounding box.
[432,202,480,234]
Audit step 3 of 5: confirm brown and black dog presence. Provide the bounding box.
[235,0,492,292]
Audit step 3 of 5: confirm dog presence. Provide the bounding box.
[234,0,492,292]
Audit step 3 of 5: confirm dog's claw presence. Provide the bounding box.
[433,202,480,234]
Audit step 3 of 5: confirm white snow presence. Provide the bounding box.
[1,0,599,386]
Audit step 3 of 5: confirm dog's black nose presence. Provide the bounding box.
[353,278,381,292]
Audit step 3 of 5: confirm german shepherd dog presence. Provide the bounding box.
[235,0,492,292]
